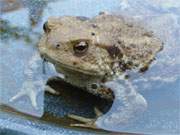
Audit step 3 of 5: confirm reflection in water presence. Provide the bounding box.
[0,0,58,26]
[0,19,40,42]
[0,0,22,13]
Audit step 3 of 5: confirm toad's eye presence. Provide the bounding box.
[73,41,89,55]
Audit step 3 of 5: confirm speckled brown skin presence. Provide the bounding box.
[38,13,163,100]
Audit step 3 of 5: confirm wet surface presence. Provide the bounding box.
[0,128,27,135]
[0,77,114,134]
[0,0,180,135]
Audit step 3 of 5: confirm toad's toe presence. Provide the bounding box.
[68,107,103,129]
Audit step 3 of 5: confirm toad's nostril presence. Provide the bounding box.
[91,32,96,36]
[73,61,78,65]
[56,44,60,48]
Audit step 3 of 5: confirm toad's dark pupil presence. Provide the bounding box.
[74,41,88,54]
[76,45,86,51]
[56,44,60,48]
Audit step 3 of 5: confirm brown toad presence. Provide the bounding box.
[39,13,162,98]
[37,13,163,129]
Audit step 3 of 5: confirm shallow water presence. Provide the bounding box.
[0,0,180,134]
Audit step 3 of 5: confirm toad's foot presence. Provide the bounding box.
[45,85,60,95]
[9,88,38,109]
[9,84,58,110]
[9,82,58,109]
[68,107,103,129]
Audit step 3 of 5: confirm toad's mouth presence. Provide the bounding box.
[42,53,104,77]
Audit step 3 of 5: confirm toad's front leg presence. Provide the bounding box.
[10,82,59,109]
[68,107,103,129]
[9,52,58,109]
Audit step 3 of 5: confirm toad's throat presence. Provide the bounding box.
[42,54,104,77]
